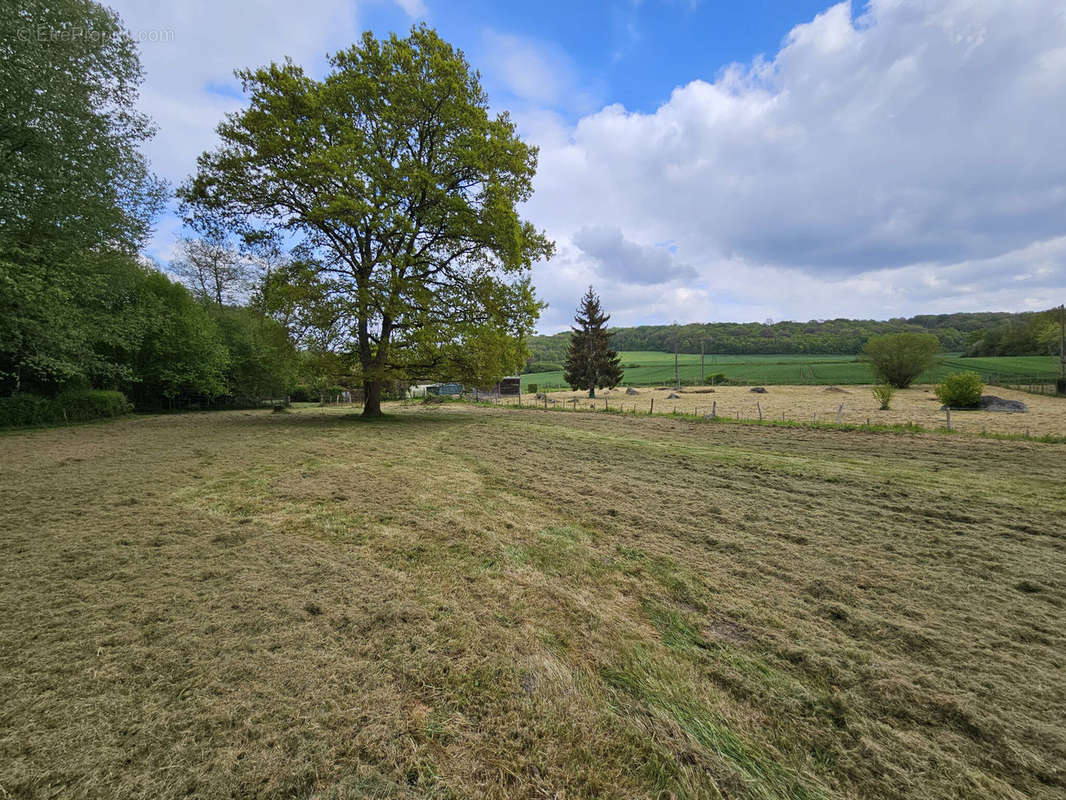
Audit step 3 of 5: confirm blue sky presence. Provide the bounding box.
[109,0,1066,333]
[362,0,835,115]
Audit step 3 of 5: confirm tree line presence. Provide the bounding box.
[962,308,1065,357]
[525,311,1053,366]
[1,0,301,419]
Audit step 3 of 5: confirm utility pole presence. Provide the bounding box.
[674,344,679,388]
[700,340,705,386]
[1058,304,1065,394]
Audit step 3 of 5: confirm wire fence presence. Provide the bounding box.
[450,390,1066,442]
[525,374,1064,395]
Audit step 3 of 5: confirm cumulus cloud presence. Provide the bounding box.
[105,0,1066,328]
[524,0,1066,330]
[106,0,421,257]
[573,225,697,284]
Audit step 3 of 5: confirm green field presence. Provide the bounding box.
[2,404,1064,798]
[522,351,1063,391]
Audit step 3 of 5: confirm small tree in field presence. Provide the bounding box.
[564,287,623,398]
[862,333,939,388]
[871,384,895,410]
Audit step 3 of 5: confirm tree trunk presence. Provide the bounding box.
[363,380,383,417]
[589,386,595,399]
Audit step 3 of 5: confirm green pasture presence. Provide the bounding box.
[521,352,1063,391]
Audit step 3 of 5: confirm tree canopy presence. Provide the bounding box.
[0,0,166,253]
[862,333,939,388]
[180,25,553,415]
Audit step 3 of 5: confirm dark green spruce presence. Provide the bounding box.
[564,288,623,398]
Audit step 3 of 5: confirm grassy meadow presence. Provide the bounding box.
[521,352,1063,391]
[2,403,1064,799]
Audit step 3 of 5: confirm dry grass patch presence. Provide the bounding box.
[1,404,1064,798]
[523,383,1066,436]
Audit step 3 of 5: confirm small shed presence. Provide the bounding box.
[498,376,521,397]
[407,383,435,398]
[428,382,464,396]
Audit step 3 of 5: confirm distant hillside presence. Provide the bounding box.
[527,311,1025,366]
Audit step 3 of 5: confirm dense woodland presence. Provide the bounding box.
[1,1,310,422]
[526,310,1063,368]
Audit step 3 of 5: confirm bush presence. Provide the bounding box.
[862,333,939,388]
[709,373,727,385]
[1057,377,1066,396]
[527,383,538,394]
[935,371,984,408]
[871,384,895,410]
[291,383,316,402]
[0,390,132,428]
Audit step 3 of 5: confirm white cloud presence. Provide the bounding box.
[106,0,420,255]
[573,225,697,284]
[524,0,1066,330]
[480,30,600,113]
[391,0,428,17]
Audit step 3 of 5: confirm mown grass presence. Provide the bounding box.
[468,395,1066,443]
[521,352,1063,391]
[1,404,1064,799]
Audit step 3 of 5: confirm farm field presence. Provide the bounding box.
[520,352,1063,391]
[2,405,1065,799]
[523,383,1066,437]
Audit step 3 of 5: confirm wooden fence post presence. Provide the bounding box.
[650,398,654,414]
[946,408,951,430]
[712,400,717,418]
[757,401,763,420]
[836,403,843,424]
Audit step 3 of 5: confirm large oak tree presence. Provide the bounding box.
[180,26,553,415]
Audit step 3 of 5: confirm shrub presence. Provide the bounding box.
[0,390,132,428]
[862,333,939,388]
[1057,377,1066,396]
[710,373,727,385]
[871,384,895,410]
[935,371,984,408]
[527,383,538,394]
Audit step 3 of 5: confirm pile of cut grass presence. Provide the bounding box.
[1,405,1063,798]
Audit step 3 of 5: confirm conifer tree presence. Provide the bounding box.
[564,287,623,398]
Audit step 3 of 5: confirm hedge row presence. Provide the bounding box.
[0,390,133,428]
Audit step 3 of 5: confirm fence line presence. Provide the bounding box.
[524,374,1063,394]
[459,392,1064,441]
